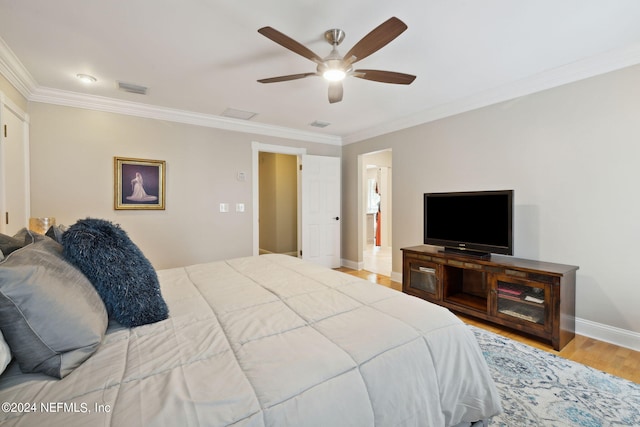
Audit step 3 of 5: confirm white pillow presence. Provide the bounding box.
[0,330,11,374]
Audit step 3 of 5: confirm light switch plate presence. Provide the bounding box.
[219,203,229,213]
[236,203,245,212]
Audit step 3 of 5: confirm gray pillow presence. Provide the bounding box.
[0,229,29,257]
[0,230,108,378]
[45,224,68,244]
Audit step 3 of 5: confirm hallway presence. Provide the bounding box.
[363,244,392,277]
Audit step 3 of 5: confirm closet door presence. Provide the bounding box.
[0,94,30,235]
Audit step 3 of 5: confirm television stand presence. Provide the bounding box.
[402,245,579,350]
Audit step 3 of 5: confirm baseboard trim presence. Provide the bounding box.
[390,271,402,283]
[575,317,640,352]
[341,258,363,271]
[259,249,298,257]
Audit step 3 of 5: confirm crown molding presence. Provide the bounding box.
[0,37,37,99]
[0,36,341,146]
[29,87,343,145]
[342,42,640,145]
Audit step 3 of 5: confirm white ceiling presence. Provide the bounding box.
[1,1,640,144]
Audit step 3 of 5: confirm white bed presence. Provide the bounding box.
[0,253,501,426]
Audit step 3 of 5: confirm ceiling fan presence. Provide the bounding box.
[257,17,416,103]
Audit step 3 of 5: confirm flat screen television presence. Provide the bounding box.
[424,190,513,258]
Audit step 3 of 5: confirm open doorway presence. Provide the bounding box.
[361,150,392,276]
[252,142,306,257]
[251,142,341,267]
[258,152,298,256]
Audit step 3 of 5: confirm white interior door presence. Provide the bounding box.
[301,155,341,268]
[0,97,29,235]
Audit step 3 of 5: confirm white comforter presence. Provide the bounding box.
[0,254,501,426]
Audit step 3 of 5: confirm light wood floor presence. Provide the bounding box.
[336,268,640,384]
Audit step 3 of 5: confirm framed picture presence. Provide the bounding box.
[114,157,165,210]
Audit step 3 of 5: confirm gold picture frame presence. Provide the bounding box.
[114,157,165,210]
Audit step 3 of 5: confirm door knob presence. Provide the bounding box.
[334,217,340,220]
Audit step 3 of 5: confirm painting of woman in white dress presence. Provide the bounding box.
[114,157,165,210]
[126,172,158,202]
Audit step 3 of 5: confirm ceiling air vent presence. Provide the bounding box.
[310,120,331,128]
[221,108,257,120]
[117,81,148,95]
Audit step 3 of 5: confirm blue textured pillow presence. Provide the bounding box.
[62,218,169,327]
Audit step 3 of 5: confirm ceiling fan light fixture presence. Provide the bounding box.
[322,58,347,82]
[323,69,346,82]
[257,17,414,102]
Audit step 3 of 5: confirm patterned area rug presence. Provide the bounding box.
[470,326,640,426]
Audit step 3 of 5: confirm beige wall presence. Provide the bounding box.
[341,64,640,335]
[28,102,339,269]
[0,73,27,111]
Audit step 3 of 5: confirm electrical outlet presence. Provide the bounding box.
[236,203,245,212]
[219,203,229,213]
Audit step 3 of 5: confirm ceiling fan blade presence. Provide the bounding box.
[328,81,343,103]
[258,72,317,83]
[353,69,416,85]
[258,26,323,64]
[343,17,407,64]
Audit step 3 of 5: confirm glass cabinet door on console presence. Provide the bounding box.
[490,274,552,333]
[404,259,441,302]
